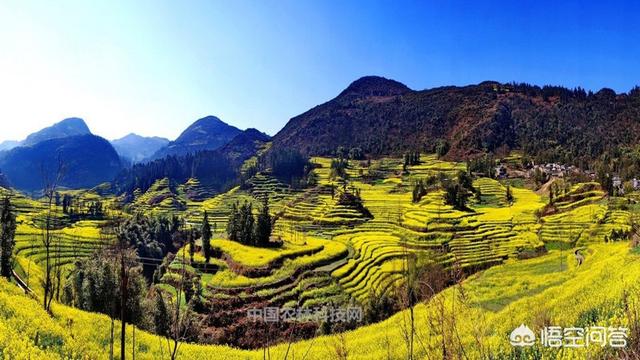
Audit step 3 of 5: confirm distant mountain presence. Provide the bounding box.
[150,116,241,160]
[0,134,122,191]
[111,133,169,164]
[114,129,270,196]
[271,76,640,164]
[23,117,91,146]
[0,140,19,152]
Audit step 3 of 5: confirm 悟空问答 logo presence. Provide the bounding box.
[510,324,536,346]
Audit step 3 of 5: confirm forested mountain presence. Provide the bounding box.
[0,134,122,191]
[218,128,270,162]
[114,128,270,195]
[149,115,241,160]
[272,76,640,167]
[111,133,169,164]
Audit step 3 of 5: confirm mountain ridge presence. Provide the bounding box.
[149,115,242,160]
[23,117,91,146]
[272,76,640,164]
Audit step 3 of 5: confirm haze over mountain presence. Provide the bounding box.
[111,133,170,164]
[272,76,640,165]
[0,118,92,150]
[0,140,20,152]
[150,116,242,160]
[22,117,91,146]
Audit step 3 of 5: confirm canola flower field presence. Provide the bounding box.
[2,154,639,358]
[1,243,639,359]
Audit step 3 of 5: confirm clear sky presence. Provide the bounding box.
[0,0,638,142]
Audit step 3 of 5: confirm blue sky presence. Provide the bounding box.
[0,1,638,141]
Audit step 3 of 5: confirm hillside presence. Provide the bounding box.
[111,133,169,164]
[0,134,122,190]
[1,241,638,359]
[9,149,638,354]
[150,115,242,160]
[218,128,271,162]
[272,76,640,164]
[113,128,270,195]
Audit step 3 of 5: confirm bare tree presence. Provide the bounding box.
[41,155,65,313]
[111,220,139,360]
[166,232,197,360]
[399,244,418,360]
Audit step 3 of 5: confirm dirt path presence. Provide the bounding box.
[536,178,555,196]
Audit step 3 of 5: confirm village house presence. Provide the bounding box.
[495,165,508,179]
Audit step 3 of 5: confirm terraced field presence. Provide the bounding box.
[2,241,640,359]
[160,156,637,312]
[4,153,640,358]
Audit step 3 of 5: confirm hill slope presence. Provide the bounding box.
[0,134,122,191]
[272,76,640,163]
[0,242,636,359]
[150,116,241,160]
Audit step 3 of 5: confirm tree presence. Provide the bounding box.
[475,188,483,204]
[226,203,239,241]
[456,170,474,192]
[505,185,514,203]
[348,147,364,160]
[116,226,135,360]
[188,228,195,264]
[434,139,450,158]
[154,291,171,337]
[41,155,64,313]
[330,158,349,180]
[254,196,272,246]
[444,183,470,211]
[0,197,16,278]
[412,181,427,203]
[201,211,212,264]
[239,203,254,245]
[166,245,200,359]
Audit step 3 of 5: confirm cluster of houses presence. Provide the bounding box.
[613,176,640,194]
[495,162,640,194]
[495,162,578,179]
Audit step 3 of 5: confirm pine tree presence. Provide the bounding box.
[254,196,272,247]
[226,203,239,241]
[239,203,254,245]
[201,211,212,263]
[0,197,16,278]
